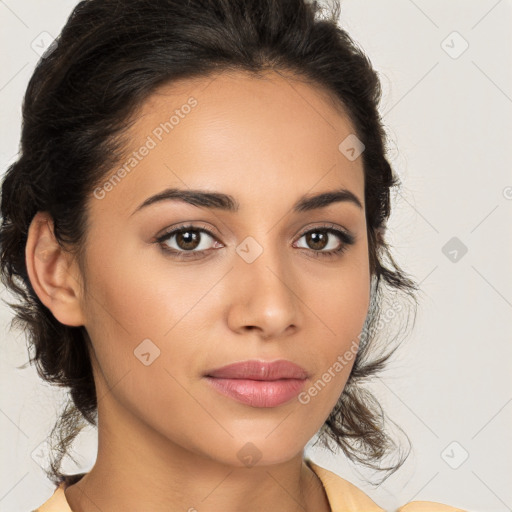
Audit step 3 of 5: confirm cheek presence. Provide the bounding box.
[304,246,371,346]
[80,242,227,435]
[80,237,230,401]
[298,252,370,410]
[83,236,224,340]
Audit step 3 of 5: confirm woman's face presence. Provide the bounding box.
[78,70,370,466]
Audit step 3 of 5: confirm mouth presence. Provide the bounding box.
[204,376,307,408]
[204,359,309,408]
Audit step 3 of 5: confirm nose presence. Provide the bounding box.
[226,244,302,340]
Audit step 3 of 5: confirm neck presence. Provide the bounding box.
[64,391,330,512]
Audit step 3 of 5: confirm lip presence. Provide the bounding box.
[205,359,309,380]
[204,360,309,408]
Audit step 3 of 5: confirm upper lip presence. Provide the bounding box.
[205,359,309,380]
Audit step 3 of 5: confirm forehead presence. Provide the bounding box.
[101,70,365,215]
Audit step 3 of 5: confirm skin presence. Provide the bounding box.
[26,70,370,512]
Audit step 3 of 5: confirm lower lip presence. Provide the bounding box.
[204,377,306,408]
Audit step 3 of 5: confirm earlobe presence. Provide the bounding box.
[25,211,86,327]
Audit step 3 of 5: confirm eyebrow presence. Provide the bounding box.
[130,186,363,216]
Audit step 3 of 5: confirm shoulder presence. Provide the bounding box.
[32,482,71,512]
[397,502,468,511]
[305,458,467,512]
[305,458,386,511]
[32,473,86,512]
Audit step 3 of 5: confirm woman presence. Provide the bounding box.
[0,0,466,510]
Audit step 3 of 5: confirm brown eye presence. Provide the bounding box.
[296,228,343,252]
[303,230,329,250]
[157,226,220,255]
[174,229,202,250]
[293,225,356,259]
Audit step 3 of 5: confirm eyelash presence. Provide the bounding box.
[155,223,356,261]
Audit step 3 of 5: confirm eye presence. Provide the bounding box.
[293,224,355,258]
[155,224,222,260]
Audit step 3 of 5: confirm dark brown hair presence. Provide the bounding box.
[0,0,419,487]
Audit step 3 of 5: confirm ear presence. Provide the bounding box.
[25,211,86,327]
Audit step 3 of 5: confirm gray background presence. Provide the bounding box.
[1,1,511,511]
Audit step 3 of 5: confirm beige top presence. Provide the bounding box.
[32,458,467,511]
